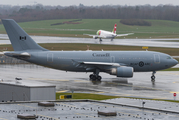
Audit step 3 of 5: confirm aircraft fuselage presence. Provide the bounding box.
[24,50,177,73]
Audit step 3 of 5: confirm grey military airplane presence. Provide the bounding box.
[1,19,178,82]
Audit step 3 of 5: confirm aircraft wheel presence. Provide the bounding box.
[151,75,155,82]
[91,75,97,80]
[89,74,93,80]
[151,79,155,82]
[97,76,102,81]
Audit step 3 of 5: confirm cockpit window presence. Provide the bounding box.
[167,56,172,59]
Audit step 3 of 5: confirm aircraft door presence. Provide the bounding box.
[47,53,53,63]
[154,54,160,64]
[110,56,115,63]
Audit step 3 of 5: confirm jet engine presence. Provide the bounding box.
[110,66,133,77]
[93,36,98,39]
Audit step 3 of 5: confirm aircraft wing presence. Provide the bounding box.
[72,60,121,70]
[83,34,105,39]
[72,60,122,71]
[83,34,96,37]
[117,33,134,37]
[80,61,120,66]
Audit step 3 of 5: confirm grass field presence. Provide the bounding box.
[56,93,119,100]
[1,19,179,38]
[56,93,179,103]
[1,43,179,56]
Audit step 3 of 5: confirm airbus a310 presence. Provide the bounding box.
[2,19,178,82]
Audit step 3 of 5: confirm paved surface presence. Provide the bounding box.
[0,64,179,100]
[1,34,179,48]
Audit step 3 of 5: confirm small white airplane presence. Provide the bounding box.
[84,24,133,41]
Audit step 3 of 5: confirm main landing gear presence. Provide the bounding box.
[99,38,102,42]
[89,69,102,81]
[89,74,102,81]
[151,71,156,82]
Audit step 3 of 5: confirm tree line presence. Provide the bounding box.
[0,4,179,22]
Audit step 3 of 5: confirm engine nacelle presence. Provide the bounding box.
[93,36,98,39]
[110,66,133,78]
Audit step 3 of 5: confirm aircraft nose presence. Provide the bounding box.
[172,59,178,66]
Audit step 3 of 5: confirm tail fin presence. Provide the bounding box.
[112,24,117,34]
[2,19,47,51]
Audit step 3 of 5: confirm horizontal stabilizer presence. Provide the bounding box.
[4,51,31,59]
[0,52,4,55]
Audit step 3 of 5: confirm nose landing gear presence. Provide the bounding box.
[151,71,156,82]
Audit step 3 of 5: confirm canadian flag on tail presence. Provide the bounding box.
[113,24,117,34]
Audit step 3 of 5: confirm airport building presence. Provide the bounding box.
[0,80,56,102]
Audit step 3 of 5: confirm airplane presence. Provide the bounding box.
[1,19,178,82]
[84,24,133,41]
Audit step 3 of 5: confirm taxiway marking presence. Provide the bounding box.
[29,78,69,81]
[56,90,69,93]
[74,80,89,82]
[0,118,8,120]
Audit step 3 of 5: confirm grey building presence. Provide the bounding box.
[0,80,56,101]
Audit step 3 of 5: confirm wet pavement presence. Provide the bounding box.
[0,64,179,100]
[0,64,179,119]
[0,34,179,48]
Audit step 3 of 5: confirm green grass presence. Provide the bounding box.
[1,19,179,38]
[56,93,119,100]
[56,93,179,103]
[161,68,179,71]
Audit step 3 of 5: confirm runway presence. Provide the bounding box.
[0,34,179,48]
[0,64,179,100]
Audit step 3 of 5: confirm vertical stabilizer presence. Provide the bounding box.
[2,19,47,51]
[112,24,117,34]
